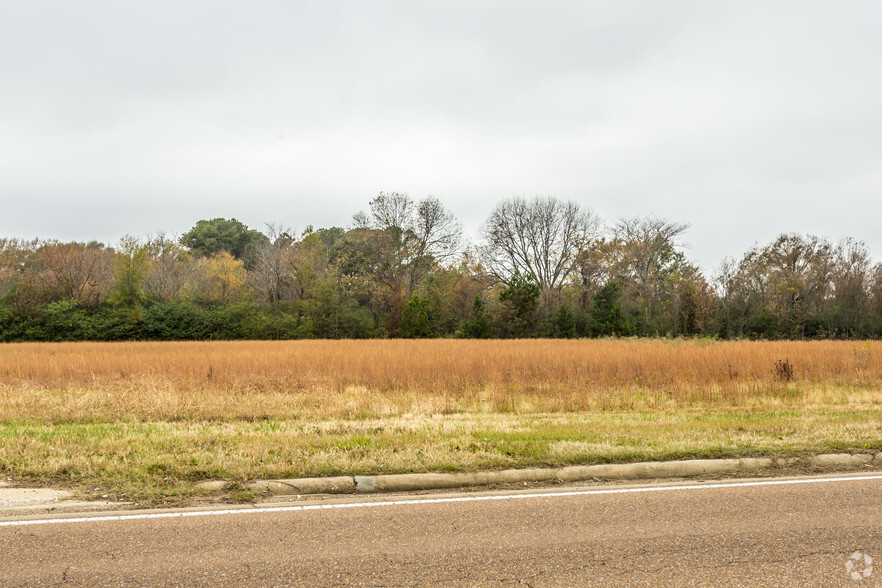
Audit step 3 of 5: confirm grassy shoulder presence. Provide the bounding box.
[2,403,881,506]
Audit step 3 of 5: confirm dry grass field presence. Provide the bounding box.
[1,339,881,504]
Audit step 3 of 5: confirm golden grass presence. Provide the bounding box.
[0,339,880,505]
[0,339,880,421]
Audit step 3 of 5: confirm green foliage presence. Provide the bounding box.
[208,302,268,339]
[589,281,632,337]
[85,305,143,340]
[459,295,492,338]
[553,304,577,338]
[180,218,269,263]
[301,274,378,339]
[0,301,143,342]
[400,295,438,338]
[6,213,882,342]
[142,301,212,340]
[38,299,85,340]
[498,270,540,338]
[410,272,461,335]
[746,307,777,340]
[110,236,150,308]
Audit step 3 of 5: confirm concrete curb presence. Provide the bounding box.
[249,476,356,495]
[196,452,882,496]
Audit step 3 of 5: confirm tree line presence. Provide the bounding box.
[2,193,881,341]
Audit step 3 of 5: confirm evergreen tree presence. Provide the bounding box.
[590,280,631,336]
[460,295,492,338]
[180,218,268,265]
[400,295,437,338]
[498,270,540,338]
[554,304,577,338]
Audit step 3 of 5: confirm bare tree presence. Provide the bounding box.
[357,192,414,233]
[713,256,745,337]
[719,233,835,338]
[30,240,112,304]
[0,238,36,300]
[247,224,300,303]
[481,195,599,292]
[870,264,882,334]
[409,196,462,284]
[353,192,463,293]
[611,217,691,323]
[612,216,690,286]
[829,238,872,335]
[761,233,833,337]
[144,233,197,302]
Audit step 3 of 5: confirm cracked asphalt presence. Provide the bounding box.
[1,475,881,586]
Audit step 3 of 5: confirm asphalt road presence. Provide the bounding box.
[1,475,881,586]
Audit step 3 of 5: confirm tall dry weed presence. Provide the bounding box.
[0,339,880,422]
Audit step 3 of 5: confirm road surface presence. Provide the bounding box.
[1,474,880,586]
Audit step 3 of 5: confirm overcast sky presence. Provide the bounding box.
[2,1,881,272]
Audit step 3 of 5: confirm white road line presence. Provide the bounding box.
[2,475,881,528]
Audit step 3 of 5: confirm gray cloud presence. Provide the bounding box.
[2,1,881,272]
